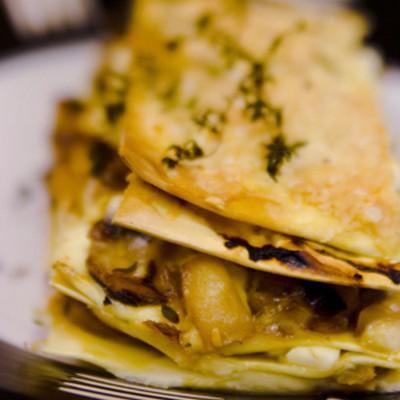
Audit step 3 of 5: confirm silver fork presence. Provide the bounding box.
[1,339,397,400]
[59,373,224,400]
[0,339,225,400]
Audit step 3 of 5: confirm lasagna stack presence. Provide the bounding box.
[45,0,400,394]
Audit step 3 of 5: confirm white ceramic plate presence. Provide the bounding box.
[0,40,399,349]
[0,40,101,347]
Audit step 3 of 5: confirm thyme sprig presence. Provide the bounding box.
[196,13,213,32]
[162,140,204,168]
[266,21,307,60]
[266,134,305,180]
[105,102,125,123]
[165,36,184,52]
[193,109,226,134]
[158,16,307,178]
[235,23,307,179]
[239,21,307,125]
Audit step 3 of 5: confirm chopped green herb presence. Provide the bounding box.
[193,109,226,134]
[266,135,305,180]
[161,304,180,324]
[275,108,283,126]
[185,140,204,159]
[96,71,129,114]
[267,35,285,59]
[266,21,307,59]
[88,141,129,189]
[165,37,183,51]
[216,33,250,66]
[162,157,179,168]
[136,54,158,79]
[221,41,238,66]
[238,22,306,129]
[105,102,125,124]
[196,13,212,31]
[193,111,209,128]
[251,62,264,89]
[246,101,282,125]
[240,63,282,123]
[169,145,187,160]
[240,62,264,95]
[161,79,180,109]
[96,72,128,98]
[162,140,204,168]
[89,141,115,178]
[246,99,267,121]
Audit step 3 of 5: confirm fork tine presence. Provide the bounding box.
[73,373,224,400]
[68,376,190,400]
[60,386,150,400]
[61,381,158,400]
[0,339,225,400]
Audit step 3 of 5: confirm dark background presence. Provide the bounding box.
[354,0,400,64]
[0,0,398,64]
[0,0,131,58]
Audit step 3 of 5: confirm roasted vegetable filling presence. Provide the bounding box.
[85,215,400,359]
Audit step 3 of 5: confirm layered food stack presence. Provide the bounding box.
[44,0,400,394]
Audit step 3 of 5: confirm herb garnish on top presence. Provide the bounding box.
[162,140,204,168]
[266,134,305,180]
[159,14,307,178]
